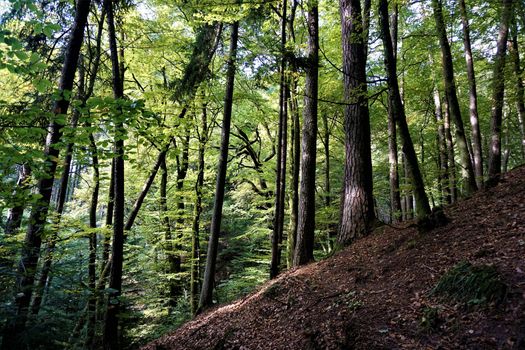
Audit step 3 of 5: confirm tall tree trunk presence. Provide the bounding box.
[31,55,87,317]
[270,0,288,279]
[433,87,451,204]
[159,157,177,309]
[387,2,401,223]
[337,0,375,245]
[190,104,208,315]
[199,22,239,311]
[443,96,458,202]
[488,0,512,179]
[85,132,100,349]
[287,75,300,268]
[511,31,525,160]
[379,0,431,219]
[1,1,91,347]
[432,0,477,194]
[459,0,484,188]
[102,0,126,347]
[294,1,318,264]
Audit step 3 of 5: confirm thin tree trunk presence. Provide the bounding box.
[433,87,451,204]
[85,132,99,349]
[1,1,91,346]
[379,0,431,219]
[488,0,513,179]
[510,30,525,161]
[199,22,239,311]
[270,0,288,279]
[459,0,484,188]
[159,157,177,309]
[102,0,126,347]
[294,1,318,264]
[387,2,401,223]
[287,75,300,268]
[432,0,477,194]
[443,95,458,202]
[31,55,87,317]
[124,145,170,231]
[190,104,208,315]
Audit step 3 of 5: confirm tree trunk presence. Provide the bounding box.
[294,1,318,264]
[270,0,288,279]
[459,0,484,188]
[443,95,458,202]
[102,0,126,347]
[199,22,239,311]
[31,54,87,317]
[124,145,170,231]
[488,0,512,179]
[433,87,451,204]
[190,104,208,315]
[337,0,375,245]
[510,29,525,161]
[1,1,91,346]
[387,2,401,223]
[379,0,431,219]
[432,0,477,194]
[287,75,300,268]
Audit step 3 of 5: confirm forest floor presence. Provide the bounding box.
[142,165,525,350]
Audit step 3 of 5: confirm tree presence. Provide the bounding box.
[102,0,126,347]
[431,0,477,194]
[293,0,318,265]
[336,0,375,246]
[1,0,92,347]
[459,0,484,188]
[270,0,288,279]
[488,0,513,179]
[379,0,430,219]
[199,21,240,310]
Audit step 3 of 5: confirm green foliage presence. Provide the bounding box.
[431,261,508,306]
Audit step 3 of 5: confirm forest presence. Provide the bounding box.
[0,0,524,348]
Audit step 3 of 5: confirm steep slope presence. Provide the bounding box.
[143,166,525,350]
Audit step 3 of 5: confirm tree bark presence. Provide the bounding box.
[31,54,87,317]
[287,73,300,268]
[294,1,318,264]
[190,104,208,315]
[1,1,91,346]
[379,0,431,219]
[488,0,512,179]
[102,0,126,347]
[443,95,458,202]
[270,0,288,279]
[459,0,484,188]
[337,0,376,245]
[433,87,451,204]
[432,0,477,194]
[510,30,525,160]
[387,2,401,223]
[199,22,239,311]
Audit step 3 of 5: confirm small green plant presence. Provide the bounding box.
[420,306,441,331]
[431,261,507,306]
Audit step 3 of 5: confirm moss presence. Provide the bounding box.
[431,261,507,306]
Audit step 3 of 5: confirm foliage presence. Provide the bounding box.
[431,261,508,306]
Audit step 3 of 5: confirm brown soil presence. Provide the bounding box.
[142,166,525,350]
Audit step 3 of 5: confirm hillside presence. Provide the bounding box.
[142,166,525,350]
